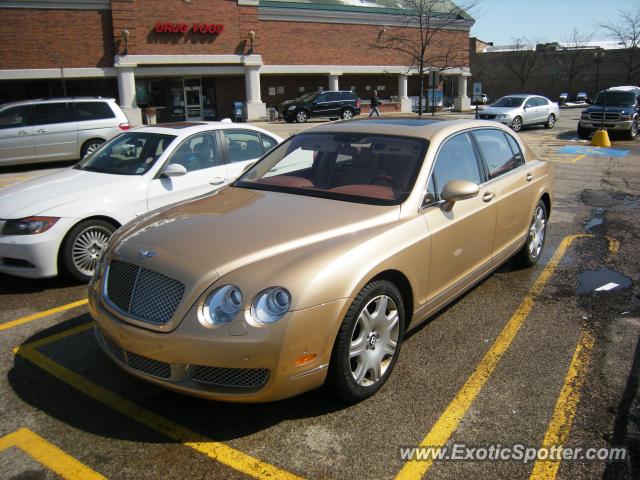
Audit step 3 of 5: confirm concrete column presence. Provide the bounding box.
[244,64,267,120]
[328,74,340,91]
[453,75,471,112]
[116,65,143,125]
[398,74,411,113]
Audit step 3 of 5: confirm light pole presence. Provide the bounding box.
[594,48,605,93]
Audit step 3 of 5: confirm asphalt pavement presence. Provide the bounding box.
[0,110,639,479]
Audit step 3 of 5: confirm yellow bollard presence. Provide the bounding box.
[591,129,611,147]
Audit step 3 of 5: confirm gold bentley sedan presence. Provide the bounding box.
[88,119,554,403]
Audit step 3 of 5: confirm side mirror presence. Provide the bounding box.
[440,180,479,211]
[162,163,187,177]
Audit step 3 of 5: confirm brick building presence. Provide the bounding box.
[0,0,474,123]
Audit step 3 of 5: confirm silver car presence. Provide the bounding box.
[478,94,560,132]
[0,97,130,166]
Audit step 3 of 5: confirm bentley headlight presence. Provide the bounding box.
[251,287,291,324]
[201,285,243,326]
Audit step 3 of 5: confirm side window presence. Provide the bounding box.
[169,132,219,172]
[472,129,518,179]
[315,93,327,104]
[224,130,264,163]
[76,102,116,121]
[326,92,340,102]
[0,106,31,129]
[431,133,481,198]
[524,98,534,108]
[33,103,72,125]
[260,134,278,153]
[504,133,525,166]
[536,97,548,106]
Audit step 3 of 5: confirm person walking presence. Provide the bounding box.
[369,90,381,117]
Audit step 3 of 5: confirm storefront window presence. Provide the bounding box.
[136,78,185,123]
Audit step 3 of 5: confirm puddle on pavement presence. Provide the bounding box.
[585,208,605,232]
[581,190,640,209]
[576,267,632,294]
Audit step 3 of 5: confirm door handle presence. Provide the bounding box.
[482,192,494,202]
[209,177,226,186]
[526,172,534,182]
[18,130,30,135]
[36,129,47,133]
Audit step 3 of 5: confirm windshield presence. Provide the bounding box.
[592,90,636,106]
[75,132,176,175]
[234,132,428,205]
[492,96,525,108]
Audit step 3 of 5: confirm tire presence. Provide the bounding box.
[511,116,523,132]
[81,138,104,158]
[295,110,308,123]
[625,118,638,140]
[61,219,116,283]
[544,114,556,129]
[577,124,591,139]
[513,200,547,268]
[341,108,354,120]
[325,280,405,403]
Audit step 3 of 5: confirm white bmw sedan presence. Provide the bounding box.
[0,121,282,282]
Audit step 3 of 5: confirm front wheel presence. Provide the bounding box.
[341,108,354,120]
[325,280,404,403]
[513,200,547,267]
[544,114,556,129]
[61,220,116,282]
[511,116,523,132]
[295,110,308,123]
[625,118,638,140]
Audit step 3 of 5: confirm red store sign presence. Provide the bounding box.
[155,22,224,34]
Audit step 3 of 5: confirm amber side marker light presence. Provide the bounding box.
[294,354,316,366]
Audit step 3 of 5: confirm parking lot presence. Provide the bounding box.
[1,110,639,479]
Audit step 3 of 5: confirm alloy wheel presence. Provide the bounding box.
[71,225,111,277]
[512,117,522,132]
[528,205,546,259]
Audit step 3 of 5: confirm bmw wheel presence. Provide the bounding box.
[326,280,404,403]
[61,219,115,282]
[295,110,308,123]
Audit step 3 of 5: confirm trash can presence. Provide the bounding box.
[232,101,244,122]
[145,106,157,125]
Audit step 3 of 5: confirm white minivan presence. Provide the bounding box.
[0,97,130,166]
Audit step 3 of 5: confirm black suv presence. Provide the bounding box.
[279,90,361,123]
[578,87,640,140]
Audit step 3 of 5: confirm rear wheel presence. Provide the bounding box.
[544,114,556,129]
[61,219,115,282]
[511,116,523,132]
[325,280,404,403]
[341,108,354,120]
[577,124,591,139]
[295,110,308,123]
[625,118,638,140]
[81,138,104,158]
[513,200,547,267]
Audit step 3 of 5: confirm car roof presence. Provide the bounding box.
[499,94,540,98]
[300,118,510,141]
[130,121,274,136]
[608,86,640,92]
[0,97,116,109]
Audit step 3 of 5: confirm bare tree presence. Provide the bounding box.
[598,7,640,84]
[376,0,478,115]
[562,29,594,96]
[502,37,544,92]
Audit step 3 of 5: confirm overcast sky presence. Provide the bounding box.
[470,0,637,45]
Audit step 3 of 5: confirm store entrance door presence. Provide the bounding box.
[183,78,203,120]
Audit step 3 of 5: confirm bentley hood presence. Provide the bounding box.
[111,187,400,279]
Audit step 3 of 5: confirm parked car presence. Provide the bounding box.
[278,90,361,123]
[576,92,589,102]
[473,93,489,105]
[89,118,554,403]
[0,97,130,166]
[479,94,560,132]
[558,93,569,105]
[577,86,640,140]
[0,121,282,281]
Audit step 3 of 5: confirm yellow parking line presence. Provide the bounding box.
[396,234,593,480]
[529,331,595,479]
[14,323,304,480]
[0,298,88,332]
[0,428,105,479]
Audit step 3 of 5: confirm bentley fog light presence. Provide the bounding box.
[251,287,291,324]
[202,285,243,326]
